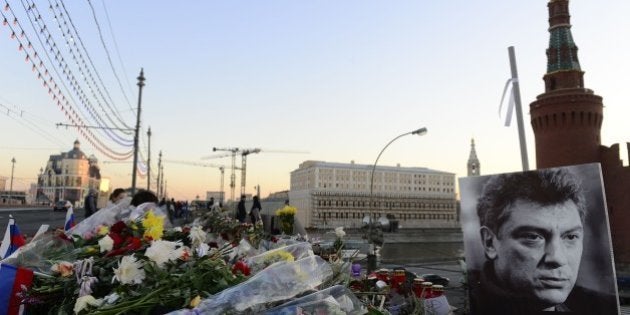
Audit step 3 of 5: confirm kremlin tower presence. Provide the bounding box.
[530,0,630,266]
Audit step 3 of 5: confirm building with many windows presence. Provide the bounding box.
[289,160,457,229]
[39,140,102,206]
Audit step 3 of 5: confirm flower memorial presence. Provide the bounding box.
[0,194,435,314]
[275,205,297,235]
[2,203,251,314]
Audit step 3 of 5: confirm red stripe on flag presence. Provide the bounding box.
[8,267,33,315]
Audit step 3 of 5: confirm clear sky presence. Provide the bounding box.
[0,1,629,201]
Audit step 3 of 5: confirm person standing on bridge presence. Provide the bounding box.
[83,189,98,218]
[236,195,247,223]
[250,195,262,226]
[107,188,127,207]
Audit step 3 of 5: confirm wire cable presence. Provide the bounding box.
[85,0,133,111]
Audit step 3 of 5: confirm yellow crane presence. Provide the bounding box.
[203,148,308,200]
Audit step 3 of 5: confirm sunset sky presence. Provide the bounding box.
[1,1,629,201]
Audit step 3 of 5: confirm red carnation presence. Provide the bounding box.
[232,260,250,276]
[110,221,127,234]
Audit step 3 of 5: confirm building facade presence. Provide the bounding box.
[289,160,457,229]
[39,140,102,206]
[530,0,630,265]
[266,190,289,202]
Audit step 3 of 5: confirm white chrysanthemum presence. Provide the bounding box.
[112,255,145,285]
[188,226,207,246]
[173,226,183,232]
[145,240,182,268]
[98,235,114,253]
[73,295,102,314]
[335,227,346,238]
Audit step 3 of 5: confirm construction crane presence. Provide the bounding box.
[205,148,240,202]
[203,148,308,200]
[162,159,237,202]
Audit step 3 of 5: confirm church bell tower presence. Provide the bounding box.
[467,138,480,176]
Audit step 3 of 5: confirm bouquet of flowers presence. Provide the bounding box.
[12,206,249,314]
[168,255,333,315]
[275,205,297,235]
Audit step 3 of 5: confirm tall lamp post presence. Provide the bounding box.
[9,157,16,204]
[131,69,145,195]
[147,126,152,191]
[366,127,427,272]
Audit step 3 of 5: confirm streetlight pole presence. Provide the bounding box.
[157,150,162,199]
[366,127,427,272]
[369,127,428,196]
[9,157,15,204]
[147,126,152,191]
[131,69,145,195]
[160,165,164,198]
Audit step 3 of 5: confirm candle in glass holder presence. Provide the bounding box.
[421,281,433,299]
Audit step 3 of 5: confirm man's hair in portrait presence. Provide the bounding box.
[477,168,586,234]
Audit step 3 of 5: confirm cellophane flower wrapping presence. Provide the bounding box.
[0,232,74,274]
[0,201,169,275]
[244,242,314,274]
[68,199,172,238]
[168,255,333,315]
[263,285,367,315]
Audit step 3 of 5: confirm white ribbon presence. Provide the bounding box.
[74,257,98,297]
[499,78,518,127]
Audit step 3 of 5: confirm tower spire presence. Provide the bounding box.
[543,0,584,92]
[467,138,480,176]
[530,0,603,168]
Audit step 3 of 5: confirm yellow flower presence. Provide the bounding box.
[97,225,110,236]
[190,295,201,308]
[264,249,295,264]
[85,246,98,254]
[275,205,297,216]
[142,210,165,240]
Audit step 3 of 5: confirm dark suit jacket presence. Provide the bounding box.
[469,264,619,315]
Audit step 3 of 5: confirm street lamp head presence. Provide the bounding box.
[11,157,16,163]
[411,127,428,136]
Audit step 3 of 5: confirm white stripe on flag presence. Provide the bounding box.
[0,218,14,259]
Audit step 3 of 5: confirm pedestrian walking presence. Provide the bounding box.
[250,195,262,225]
[83,189,98,218]
[236,195,247,223]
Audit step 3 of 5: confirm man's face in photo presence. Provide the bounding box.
[483,199,584,308]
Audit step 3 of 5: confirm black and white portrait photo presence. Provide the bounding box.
[458,163,619,314]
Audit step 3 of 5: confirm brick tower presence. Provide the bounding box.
[530,0,603,168]
[531,0,630,267]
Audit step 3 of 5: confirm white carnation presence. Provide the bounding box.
[112,255,145,285]
[145,240,183,268]
[335,227,346,238]
[196,243,210,257]
[188,226,207,246]
[98,235,114,253]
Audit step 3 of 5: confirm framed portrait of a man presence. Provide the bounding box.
[458,163,619,314]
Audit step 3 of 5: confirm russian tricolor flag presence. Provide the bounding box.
[64,205,75,231]
[0,264,33,315]
[0,216,26,260]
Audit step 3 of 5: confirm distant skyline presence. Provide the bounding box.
[1,1,629,200]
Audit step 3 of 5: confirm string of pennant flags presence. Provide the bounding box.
[1,2,135,160]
